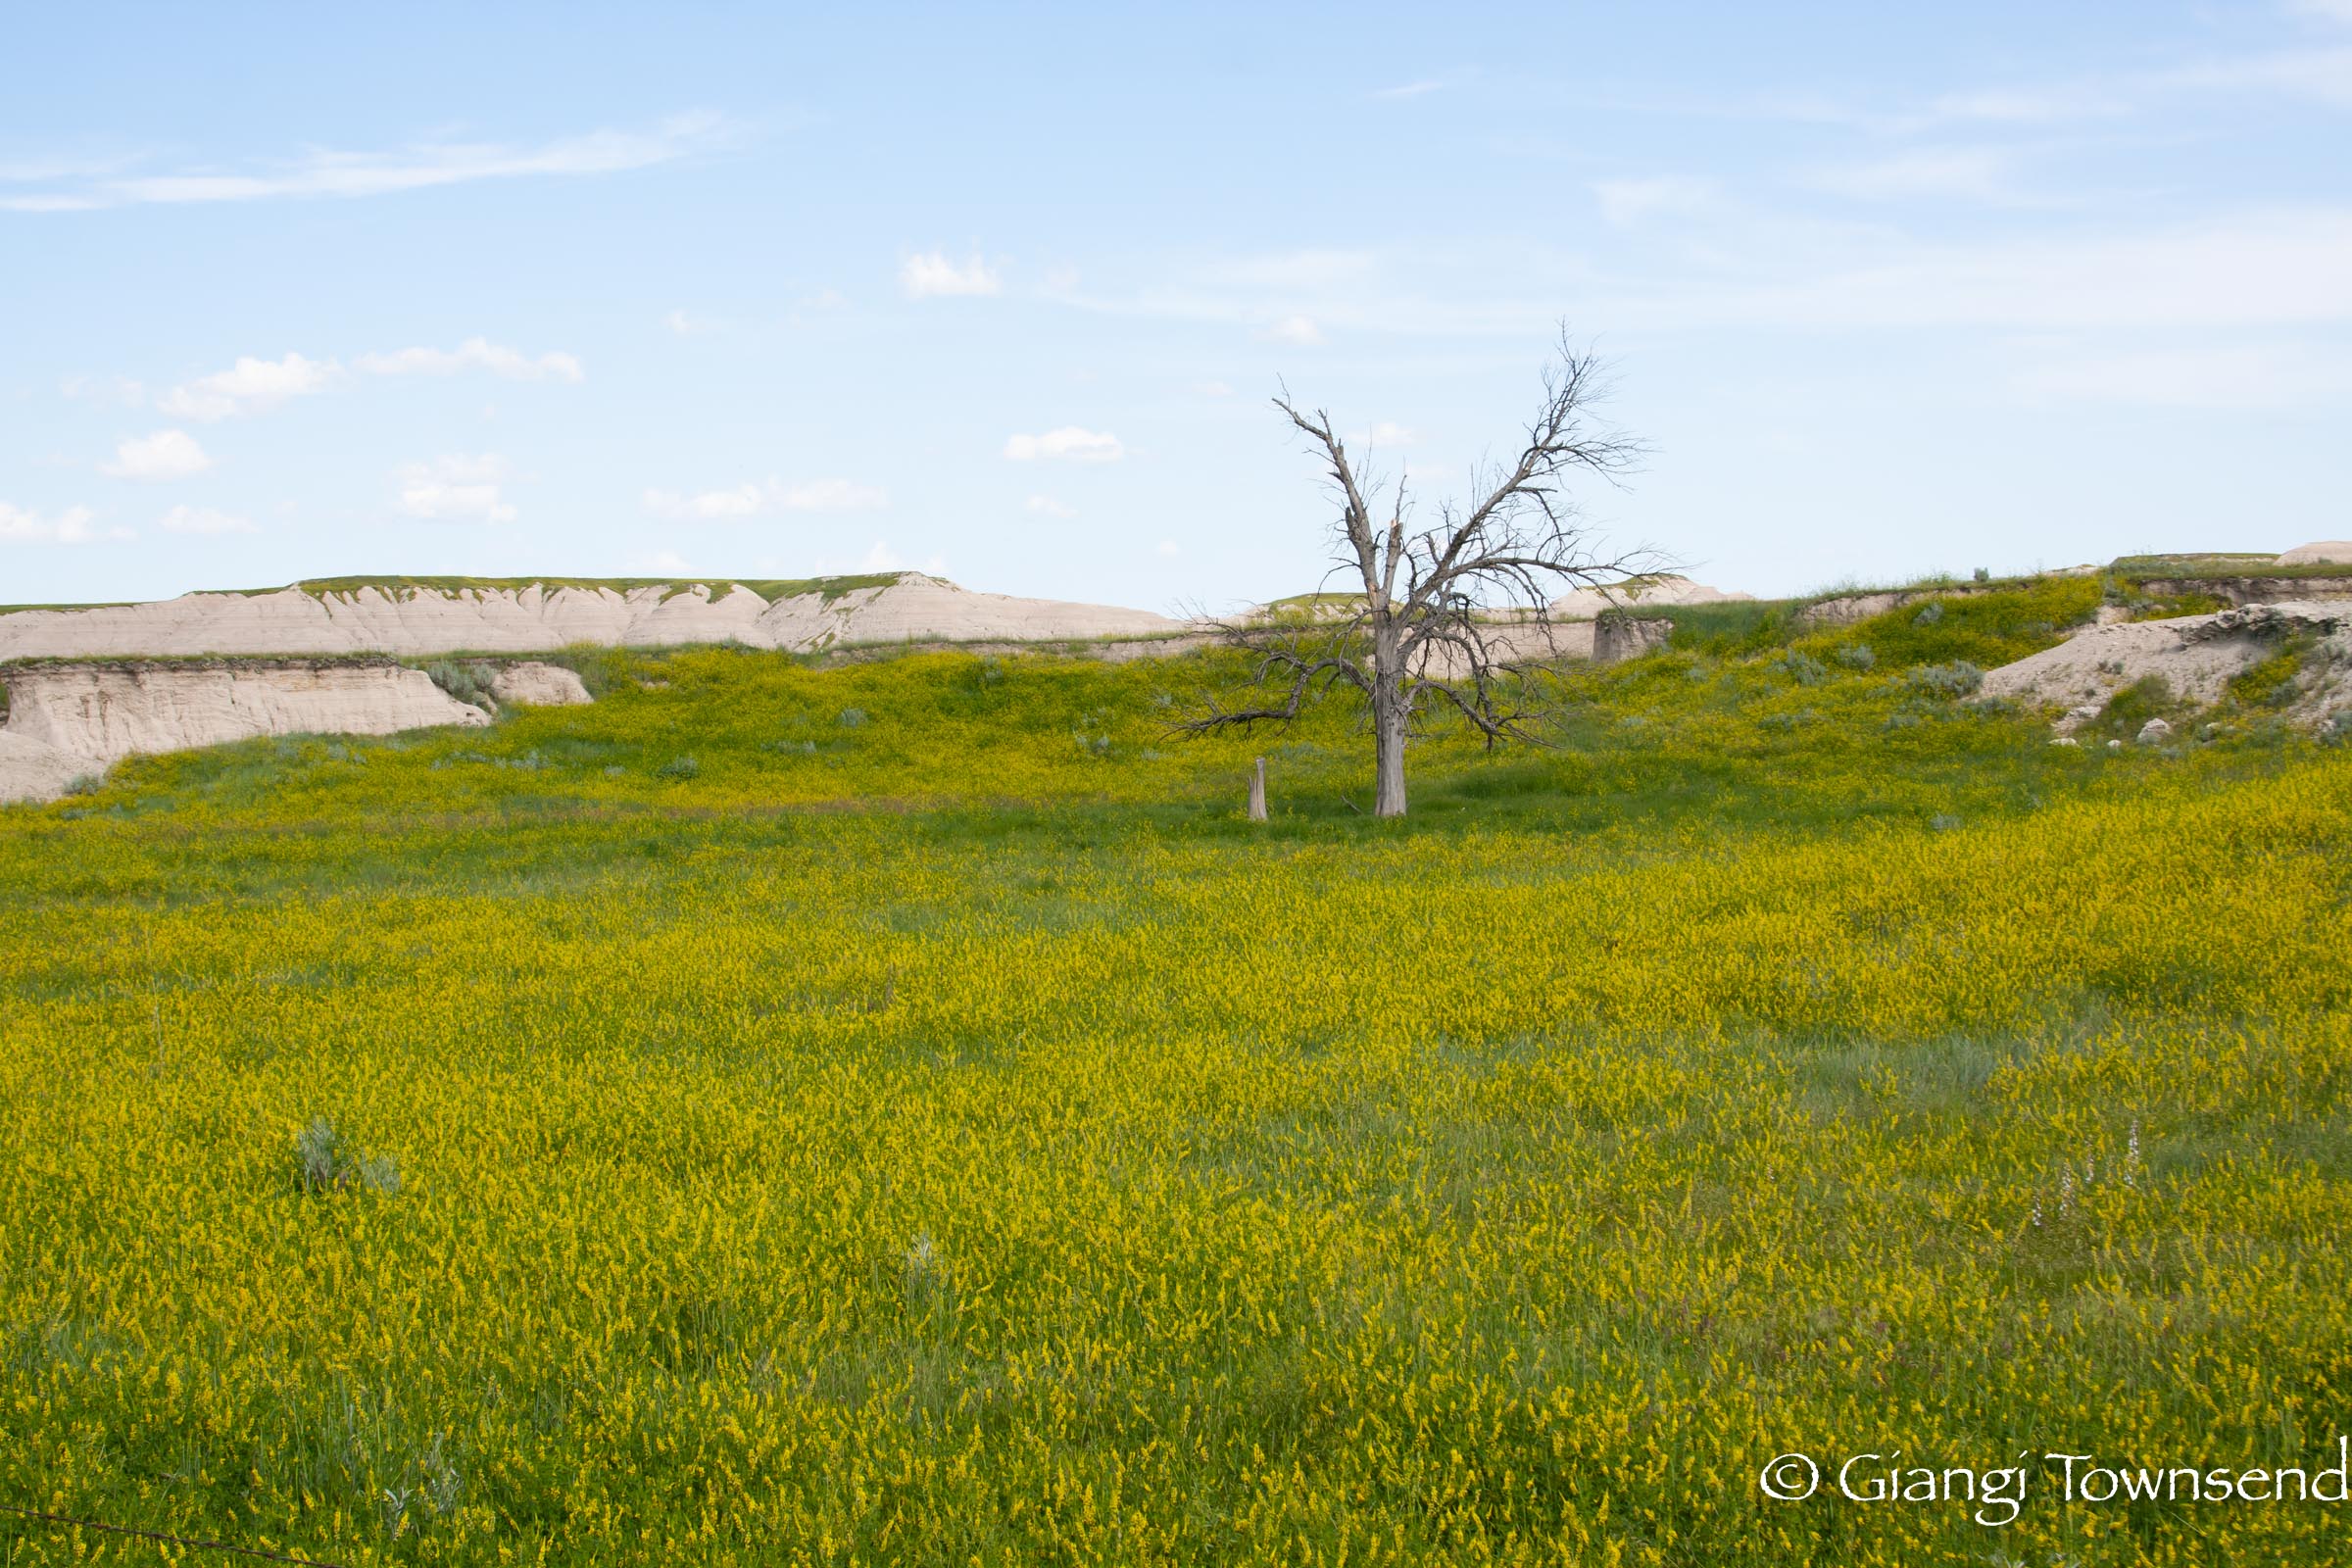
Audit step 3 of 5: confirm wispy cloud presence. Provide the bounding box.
[102,428,212,481]
[149,341,579,423]
[159,504,258,535]
[60,373,145,409]
[1680,207,2352,331]
[395,454,516,524]
[0,112,733,213]
[1262,315,1325,346]
[355,338,585,382]
[901,250,1002,298]
[2015,343,2352,409]
[1374,77,1453,101]
[642,477,888,521]
[1003,427,1124,462]
[1,502,129,544]
[1592,175,1720,226]
[2162,44,2352,108]
[1024,494,1077,518]
[1805,148,2021,203]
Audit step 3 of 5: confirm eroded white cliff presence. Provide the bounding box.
[1,662,489,802]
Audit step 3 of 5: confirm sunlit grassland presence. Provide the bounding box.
[3,587,2349,1565]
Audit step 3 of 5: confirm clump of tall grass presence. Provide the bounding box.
[1905,661,1984,699]
[422,660,499,708]
[294,1117,400,1196]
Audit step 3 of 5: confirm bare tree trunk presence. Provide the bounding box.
[1370,612,1408,817]
[1249,756,1267,821]
[1373,703,1408,817]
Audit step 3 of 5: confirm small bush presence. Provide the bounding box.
[1834,645,1877,671]
[295,1117,401,1196]
[423,660,498,708]
[62,773,104,798]
[1770,652,1831,688]
[1912,602,1945,627]
[1906,662,1984,699]
[838,708,868,728]
[655,755,701,781]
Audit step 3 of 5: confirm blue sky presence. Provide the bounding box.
[5,2,2349,612]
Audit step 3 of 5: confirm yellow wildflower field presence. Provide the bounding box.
[2,630,2348,1564]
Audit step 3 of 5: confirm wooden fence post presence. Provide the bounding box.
[1249,757,1267,821]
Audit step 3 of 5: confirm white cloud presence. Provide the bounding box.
[0,112,732,212]
[901,250,1001,298]
[1,502,128,544]
[158,352,338,420]
[1592,176,1720,226]
[1352,421,1417,448]
[1024,494,1077,518]
[632,549,694,574]
[395,454,516,524]
[159,504,258,535]
[664,309,714,336]
[355,338,585,382]
[1003,426,1125,463]
[1262,315,1325,346]
[102,428,213,481]
[1156,539,1180,557]
[642,476,889,521]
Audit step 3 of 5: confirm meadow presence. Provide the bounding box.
[3,583,2349,1565]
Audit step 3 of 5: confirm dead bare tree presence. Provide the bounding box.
[1176,328,1655,818]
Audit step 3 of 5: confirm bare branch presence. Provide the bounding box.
[1182,323,1662,815]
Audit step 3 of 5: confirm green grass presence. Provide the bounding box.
[207,572,913,605]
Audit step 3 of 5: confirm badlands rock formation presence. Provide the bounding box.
[0,733,88,805]
[2278,541,2352,566]
[490,662,593,707]
[0,574,1185,662]
[1983,601,2348,727]
[1,662,488,804]
[1546,575,1752,619]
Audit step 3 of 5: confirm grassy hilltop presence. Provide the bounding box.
[2,579,2349,1565]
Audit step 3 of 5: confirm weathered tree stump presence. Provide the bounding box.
[1249,756,1267,821]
